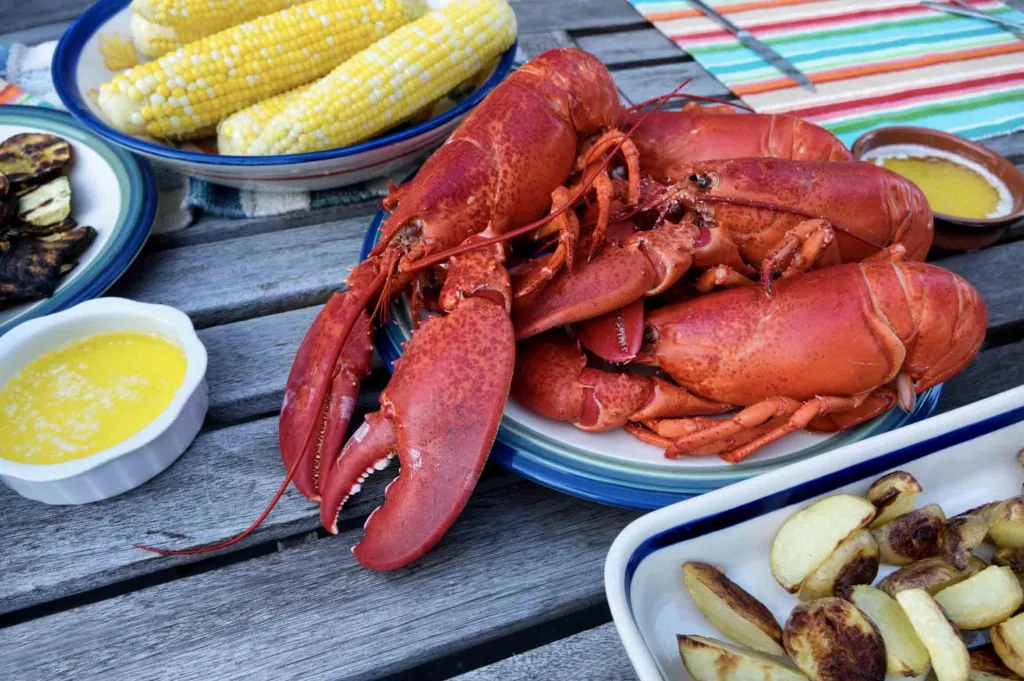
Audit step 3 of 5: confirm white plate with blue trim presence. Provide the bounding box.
[52,0,517,192]
[363,208,942,511]
[0,106,156,337]
[604,384,1024,681]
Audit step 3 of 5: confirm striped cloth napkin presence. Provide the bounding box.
[627,0,1024,146]
[1,41,401,231]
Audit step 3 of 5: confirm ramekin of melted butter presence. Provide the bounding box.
[863,144,1013,221]
[0,331,187,465]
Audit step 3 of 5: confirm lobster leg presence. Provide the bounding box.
[696,265,757,293]
[664,393,886,463]
[320,250,515,570]
[512,331,728,432]
[758,218,838,289]
[517,187,581,299]
[626,417,783,456]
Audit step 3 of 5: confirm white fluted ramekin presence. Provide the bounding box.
[0,298,208,504]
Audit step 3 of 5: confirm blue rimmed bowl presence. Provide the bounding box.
[361,208,941,511]
[53,0,517,192]
[0,105,156,337]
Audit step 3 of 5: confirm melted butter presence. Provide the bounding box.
[865,144,1012,220]
[0,331,187,464]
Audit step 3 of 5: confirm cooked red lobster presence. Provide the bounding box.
[137,48,983,571]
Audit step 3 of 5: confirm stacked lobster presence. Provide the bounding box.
[143,49,986,570]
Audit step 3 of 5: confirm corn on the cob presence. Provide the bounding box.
[130,0,301,58]
[246,0,517,155]
[217,85,306,154]
[98,0,427,140]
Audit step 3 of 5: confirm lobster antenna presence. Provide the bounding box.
[625,92,754,113]
[134,266,393,557]
[405,79,692,274]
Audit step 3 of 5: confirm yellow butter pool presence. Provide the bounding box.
[0,331,187,464]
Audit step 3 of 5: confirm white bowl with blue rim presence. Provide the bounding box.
[362,207,941,510]
[52,0,517,193]
[604,384,1024,681]
[0,105,156,337]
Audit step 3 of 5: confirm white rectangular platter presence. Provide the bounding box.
[605,384,1024,681]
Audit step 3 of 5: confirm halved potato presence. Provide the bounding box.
[879,557,981,597]
[847,585,930,677]
[783,598,886,681]
[867,471,922,529]
[682,562,785,655]
[770,495,877,592]
[934,565,1023,630]
[939,513,991,570]
[993,613,1024,676]
[896,588,969,681]
[677,635,809,681]
[970,645,1024,681]
[991,498,1024,549]
[798,530,878,601]
[872,503,946,565]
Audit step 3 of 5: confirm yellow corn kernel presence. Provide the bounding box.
[99,0,427,140]
[217,85,306,154]
[131,0,300,56]
[247,0,517,155]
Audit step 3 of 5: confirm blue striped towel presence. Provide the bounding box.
[1,41,404,232]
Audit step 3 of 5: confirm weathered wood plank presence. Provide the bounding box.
[110,215,368,329]
[0,20,70,45]
[933,239,1024,334]
[455,623,635,681]
[510,0,645,34]
[515,30,576,63]
[939,338,1024,414]
[576,27,685,67]
[0,482,641,681]
[613,61,734,105]
[150,199,381,251]
[0,0,89,33]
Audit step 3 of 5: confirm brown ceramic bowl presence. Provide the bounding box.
[852,126,1024,251]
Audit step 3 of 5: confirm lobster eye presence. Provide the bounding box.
[688,172,716,191]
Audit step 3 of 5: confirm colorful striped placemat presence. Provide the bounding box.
[627,0,1024,146]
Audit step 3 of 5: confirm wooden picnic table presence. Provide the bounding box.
[3,1,1024,679]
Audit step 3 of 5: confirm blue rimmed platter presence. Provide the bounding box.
[0,105,156,337]
[53,0,517,192]
[362,208,941,510]
[604,384,1024,681]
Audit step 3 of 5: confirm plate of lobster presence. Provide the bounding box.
[157,47,984,575]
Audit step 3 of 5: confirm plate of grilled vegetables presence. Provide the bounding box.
[52,0,518,192]
[0,106,155,336]
[606,384,1024,681]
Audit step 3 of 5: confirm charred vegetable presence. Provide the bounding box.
[0,226,96,309]
[0,133,72,185]
[17,176,71,228]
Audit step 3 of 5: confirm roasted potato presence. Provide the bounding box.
[0,133,72,185]
[970,645,1024,681]
[878,556,982,597]
[678,635,809,681]
[847,585,930,677]
[798,530,878,601]
[16,175,70,228]
[783,598,886,681]
[939,513,992,570]
[996,548,1024,573]
[867,471,922,528]
[872,503,946,565]
[682,562,785,656]
[933,565,1023,630]
[991,498,1024,549]
[770,495,877,592]
[993,613,1024,676]
[896,588,969,681]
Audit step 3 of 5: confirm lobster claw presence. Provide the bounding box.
[320,294,515,570]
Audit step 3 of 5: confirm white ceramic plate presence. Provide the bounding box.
[605,384,1024,681]
[0,106,156,336]
[52,0,517,192]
